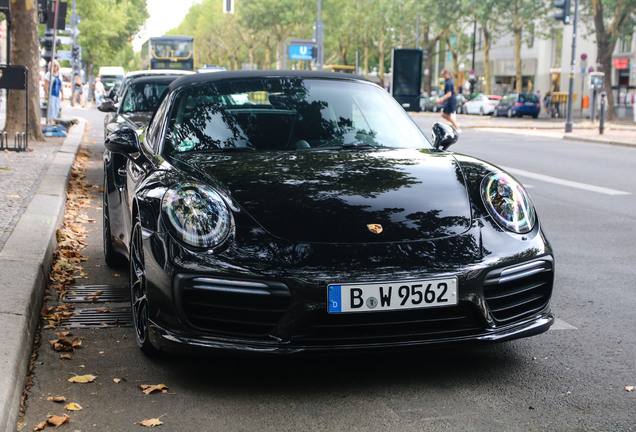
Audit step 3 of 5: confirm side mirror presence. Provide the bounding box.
[105,127,140,155]
[431,122,459,151]
[98,99,117,112]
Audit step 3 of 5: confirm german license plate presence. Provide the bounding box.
[328,277,457,313]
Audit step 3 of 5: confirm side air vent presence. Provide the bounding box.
[483,259,553,324]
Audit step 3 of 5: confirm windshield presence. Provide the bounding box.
[121,81,171,113]
[164,78,431,156]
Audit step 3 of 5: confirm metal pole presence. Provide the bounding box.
[25,66,28,149]
[316,0,324,70]
[5,10,10,65]
[599,91,606,135]
[470,20,476,94]
[416,15,420,50]
[565,0,579,133]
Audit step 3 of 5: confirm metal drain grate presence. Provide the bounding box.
[62,285,130,303]
[60,307,133,328]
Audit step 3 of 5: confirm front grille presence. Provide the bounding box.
[483,259,553,324]
[179,277,290,338]
[293,303,485,346]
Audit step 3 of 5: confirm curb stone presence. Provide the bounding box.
[0,118,85,432]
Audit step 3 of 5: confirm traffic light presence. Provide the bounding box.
[40,29,59,63]
[72,45,80,59]
[554,0,571,24]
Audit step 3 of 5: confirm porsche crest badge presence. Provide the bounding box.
[367,224,383,234]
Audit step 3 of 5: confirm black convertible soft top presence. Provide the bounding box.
[167,69,370,91]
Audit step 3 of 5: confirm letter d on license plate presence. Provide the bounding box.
[328,277,457,313]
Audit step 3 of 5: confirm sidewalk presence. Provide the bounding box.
[0,118,85,432]
[412,111,636,147]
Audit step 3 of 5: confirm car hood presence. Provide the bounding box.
[172,149,473,244]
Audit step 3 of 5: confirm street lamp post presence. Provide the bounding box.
[315,0,324,70]
[565,0,579,133]
[470,20,476,94]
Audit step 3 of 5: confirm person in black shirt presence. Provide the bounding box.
[435,69,462,133]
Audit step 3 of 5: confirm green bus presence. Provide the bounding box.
[141,36,195,71]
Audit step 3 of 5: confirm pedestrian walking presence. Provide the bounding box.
[72,74,86,108]
[44,60,63,124]
[435,69,461,133]
[94,76,105,107]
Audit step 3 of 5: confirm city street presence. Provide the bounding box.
[14,105,636,431]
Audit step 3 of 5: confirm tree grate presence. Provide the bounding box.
[62,285,130,303]
[59,307,133,328]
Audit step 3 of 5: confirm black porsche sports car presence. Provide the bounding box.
[99,75,183,140]
[103,70,554,356]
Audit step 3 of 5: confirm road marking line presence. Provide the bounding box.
[550,318,578,331]
[502,167,631,196]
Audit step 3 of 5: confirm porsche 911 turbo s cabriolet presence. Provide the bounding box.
[103,70,554,357]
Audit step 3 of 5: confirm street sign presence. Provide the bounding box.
[0,65,27,90]
[289,44,315,61]
[57,50,73,61]
[70,13,80,26]
[57,36,73,45]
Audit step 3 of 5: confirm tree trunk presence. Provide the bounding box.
[481,23,492,95]
[378,37,385,88]
[514,27,523,93]
[5,0,44,141]
[590,0,617,120]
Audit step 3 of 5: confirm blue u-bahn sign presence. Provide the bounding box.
[288,44,315,61]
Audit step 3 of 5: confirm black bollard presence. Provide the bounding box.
[599,91,606,135]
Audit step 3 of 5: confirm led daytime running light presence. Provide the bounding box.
[162,184,231,248]
[482,173,535,234]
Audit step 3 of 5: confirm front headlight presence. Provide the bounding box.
[481,173,536,234]
[161,184,232,248]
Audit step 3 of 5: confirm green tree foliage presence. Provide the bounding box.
[74,0,148,76]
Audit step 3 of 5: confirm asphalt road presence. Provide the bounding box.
[17,107,636,431]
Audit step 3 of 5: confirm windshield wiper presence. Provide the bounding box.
[341,142,378,150]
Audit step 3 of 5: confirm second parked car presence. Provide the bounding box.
[463,94,502,116]
[495,93,541,118]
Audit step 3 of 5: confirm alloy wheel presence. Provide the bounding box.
[130,217,158,356]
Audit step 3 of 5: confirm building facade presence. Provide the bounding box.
[460,16,635,119]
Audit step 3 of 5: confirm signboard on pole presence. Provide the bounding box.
[288,44,315,61]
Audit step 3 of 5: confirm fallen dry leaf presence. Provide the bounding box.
[139,384,169,395]
[137,417,164,427]
[68,374,96,384]
[626,386,634,392]
[66,402,82,411]
[46,396,67,403]
[59,354,72,360]
[49,332,82,352]
[34,420,47,431]
[47,414,70,427]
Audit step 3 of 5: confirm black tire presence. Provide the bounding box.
[532,113,539,118]
[103,176,126,268]
[130,215,160,357]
